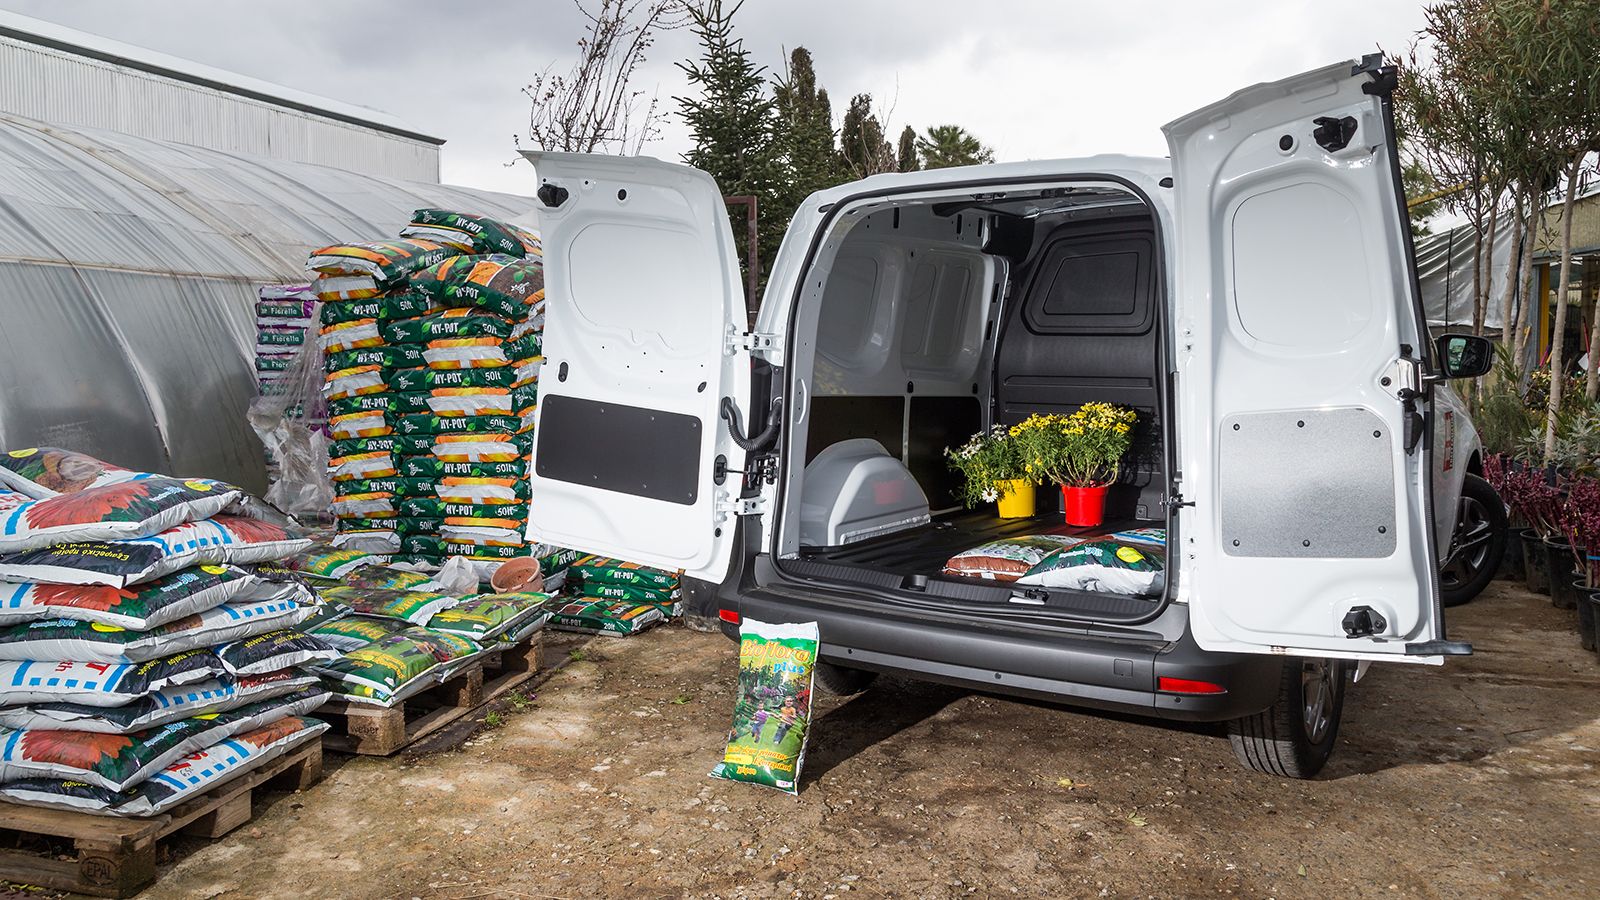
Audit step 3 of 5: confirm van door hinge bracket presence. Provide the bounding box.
[716,493,769,517]
[727,330,779,356]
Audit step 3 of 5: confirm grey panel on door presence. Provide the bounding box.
[1219,407,1396,558]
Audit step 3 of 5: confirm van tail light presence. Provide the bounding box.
[718,609,741,625]
[1157,676,1226,695]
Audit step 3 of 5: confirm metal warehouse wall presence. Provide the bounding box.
[0,113,535,494]
[0,28,442,183]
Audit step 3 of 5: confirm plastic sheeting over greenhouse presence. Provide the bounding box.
[0,112,537,494]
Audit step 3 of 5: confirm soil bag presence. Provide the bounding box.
[1107,527,1166,547]
[0,714,331,817]
[546,599,664,637]
[307,239,459,285]
[0,651,224,707]
[341,566,441,593]
[423,337,511,370]
[411,254,545,320]
[401,210,540,257]
[425,592,548,643]
[430,435,527,464]
[0,564,257,629]
[305,616,407,652]
[382,309,514,345]
[1015,539,1166,596]
[329,451,399,482]
[572,580,680,606]
[0,478,240,556]
[568,557,680,591]
[942,535,1086,582]
[317,319,383,354]
[314,585,456,626]
[0,595,314,663]
[314,627,483,706]
[390,366,517,393]
[292,548,386,580]
[314,274,383,302]
[709,619,819,795]
[0,447,140,498]
[216,629,340,676]
[0,670,321,733]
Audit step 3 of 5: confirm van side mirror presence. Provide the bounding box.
[1434,333,1493,379]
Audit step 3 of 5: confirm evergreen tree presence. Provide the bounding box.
[675,0,782,293]
[896,125,919,172]
[772,47,841,206]
[839,93,895,178]
[916,124,996,168]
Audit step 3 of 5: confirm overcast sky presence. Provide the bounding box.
[2,0,1432,197]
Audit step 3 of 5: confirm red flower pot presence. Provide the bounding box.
[1060,484,1108,527]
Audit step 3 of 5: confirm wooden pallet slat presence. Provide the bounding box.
[0,739,322,898]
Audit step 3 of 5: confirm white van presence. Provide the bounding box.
[523,55,1506,778]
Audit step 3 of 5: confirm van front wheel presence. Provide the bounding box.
[1226,658,1345,779]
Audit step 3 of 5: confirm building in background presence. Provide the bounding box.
[0,10,443,181]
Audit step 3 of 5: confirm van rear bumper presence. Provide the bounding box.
[721,586,1283,723]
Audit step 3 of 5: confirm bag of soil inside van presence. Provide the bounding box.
[942,534,1087,582]
[0,650,224,707]
[0,595,313,663]
[315,627,482,706]
[1015,539,1165,596]
[412,254,545,320]
[315,585,455,626]
[0,478,240,556]
[307,239,459,285]
[0,564,257,629]
[425,592,549,643]
[401,210,539,257]
[0,669,321,733]
[1107,527,1165,547]
[709,619,819,795]
[547,598,663,637]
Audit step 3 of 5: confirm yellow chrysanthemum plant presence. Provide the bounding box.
[1009,403,1138,488]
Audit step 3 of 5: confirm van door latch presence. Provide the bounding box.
[1161,494,1195,510]
[1312,115,1358,153]
[1341,605,1388,638]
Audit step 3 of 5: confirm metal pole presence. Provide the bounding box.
[723,195,760,326]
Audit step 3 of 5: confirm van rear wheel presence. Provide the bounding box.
[815,662,878,696]
[1226,658,1345,779]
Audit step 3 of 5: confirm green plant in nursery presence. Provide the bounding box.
[946,425,1027,508]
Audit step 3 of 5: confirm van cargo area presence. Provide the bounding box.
[773,179,1172,624]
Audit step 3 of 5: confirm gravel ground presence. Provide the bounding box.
[125,578,1600,897]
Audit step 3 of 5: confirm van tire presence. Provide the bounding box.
[1440,473,1508,607]
[1226,658,1345,779]
[815,662,878,696]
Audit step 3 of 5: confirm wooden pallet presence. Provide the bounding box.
[321,635,543,756]
[0,739,322,899]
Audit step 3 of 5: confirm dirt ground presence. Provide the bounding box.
[133,578,1600,898]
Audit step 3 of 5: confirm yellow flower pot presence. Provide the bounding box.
[995,479,1036,518]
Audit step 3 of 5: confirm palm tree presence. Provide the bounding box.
[916,125,995,169]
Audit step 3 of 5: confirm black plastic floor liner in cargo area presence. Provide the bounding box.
[800,509,1160,578]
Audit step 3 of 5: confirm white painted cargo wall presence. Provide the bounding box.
[0,32,441,183]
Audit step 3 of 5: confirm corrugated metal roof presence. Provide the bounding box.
[0,9,441,144]
[0,112,538,494]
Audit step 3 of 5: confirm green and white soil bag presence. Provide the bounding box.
[0,670,322,733]
[315,627,483,706]
[435,477,527,505]
[324,365,388,401]
[329,451,399,482]
[422,338,512,370]
[330,492,396,519]
[292,548,386,580]
[216,629,340,676]
[1015,539,1166,596]
[439,523,524,547]
[314,585,455,626]
[0,651,224,707]
[318,319,383,354]
[709,619,820,795]
[941,535,1086,582]
[426,592,549,643]
[568,557,680,591]
[307,238,459,285]
[573,580,680,605]
[0,565,257,629]
[305,616,406,652]
[401,210,540,257]
[0,714,329,817]
[411,254,545,320]
[546,599,664,637]
[0,692,329,791]
[314,274,382,302]
[390,366,516,394]
[382,309,514,345]
[0,478,240,556]
[0,595,314,663]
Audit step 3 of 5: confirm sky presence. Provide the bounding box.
[0,0,1434,198]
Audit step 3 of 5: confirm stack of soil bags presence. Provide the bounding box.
[287,549,551,708]
[309,211,563,580]
[255,284,317,396]
[549,556,684,637]
[0,448,335,816]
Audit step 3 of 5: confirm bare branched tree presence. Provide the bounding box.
[521,0,692,155]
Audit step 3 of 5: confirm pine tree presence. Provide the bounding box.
[839,94,895,178]
[676,0,781,292]
[772,47,841,206]
[916,124,996,168]
[896,125,919,173]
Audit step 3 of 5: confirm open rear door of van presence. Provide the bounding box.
[1163,56,1457,664]
[521,153,750,583]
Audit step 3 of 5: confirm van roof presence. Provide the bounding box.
[809,154,1173,205]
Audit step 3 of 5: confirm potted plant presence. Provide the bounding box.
[946,425,1035,518]
[1562,477,1600,652]
[1010,403,1138,527]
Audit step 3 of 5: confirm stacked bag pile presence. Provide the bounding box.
[0,448,337,817]
[255,283,318,397]
[547,555,686,637]
[309,210,556,577]
[286,549,551,708]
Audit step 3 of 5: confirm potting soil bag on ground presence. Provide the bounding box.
[327,393,392,419]
[0,691,327,791]
[389,366,517,393]
[411,254,545,320]
[0,478,240,556]
[573,580,680,605]
[399,499,528,521]
[396,457,524,480]
[440,523,525,547]
[425,389,516,418]
[329,528,400,554]
[0,714,331,817]
[314,585,455,626]
[400,536,447,558]
[444,543,530,561]
[0,670,321,733]
[341,567,441,593]
[0,596,313,663]
[568,557,680,591]
[401,210,539,257]
[306,615,407,652]
[395,517,442,536]
[292,548,385,580]
[1015,539,1166,596]
[425,592,549,643]
[384,391,435,416]
[330,492,395,519]
[307,239,459,284]
[0,565,257,629]
[315,627,483,706]
[0,651,224,707]
[709,619,819,795]
[216,630,340,676]
[547,599,664,637]
[942,535,1087,582]
[326,345,422,374]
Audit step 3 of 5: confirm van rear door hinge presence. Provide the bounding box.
[726,330,779,356]
[716,492,770,517]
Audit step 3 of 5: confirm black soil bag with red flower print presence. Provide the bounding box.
[0,516,314,588]
[0,477,240,555]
